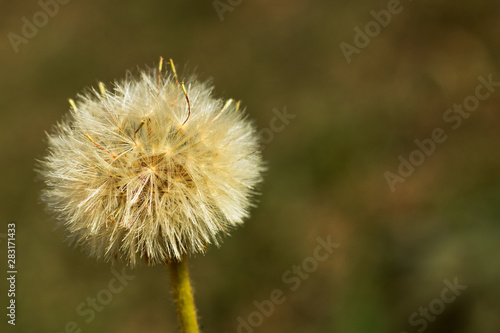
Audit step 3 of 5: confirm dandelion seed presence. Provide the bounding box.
[39,60,265,267]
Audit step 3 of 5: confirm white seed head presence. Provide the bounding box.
[39,61,264,266]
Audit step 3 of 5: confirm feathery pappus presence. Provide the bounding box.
[39,59,265,266]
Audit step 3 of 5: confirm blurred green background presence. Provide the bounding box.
[2,0,500,332]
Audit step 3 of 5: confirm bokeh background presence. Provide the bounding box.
[2,0,500,332]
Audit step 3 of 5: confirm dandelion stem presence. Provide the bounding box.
[168,257,200,333]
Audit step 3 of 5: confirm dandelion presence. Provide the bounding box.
[39,58,264,332]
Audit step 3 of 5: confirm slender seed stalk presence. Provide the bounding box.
[168,257,200,333]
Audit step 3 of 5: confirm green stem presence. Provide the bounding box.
[168,256,200,333]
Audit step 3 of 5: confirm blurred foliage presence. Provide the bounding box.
[1,0,500,332]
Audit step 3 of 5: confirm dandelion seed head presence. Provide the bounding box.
[39,62,265,266]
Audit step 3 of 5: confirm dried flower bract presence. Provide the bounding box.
[40,60,264,266]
